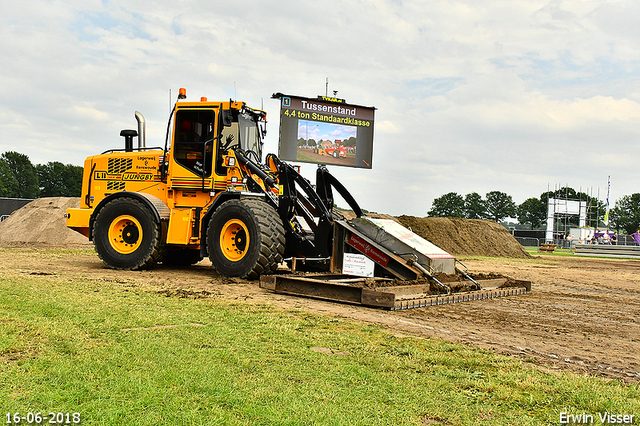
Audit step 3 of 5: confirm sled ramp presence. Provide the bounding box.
[348,217,456,275]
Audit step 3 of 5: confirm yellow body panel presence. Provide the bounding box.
[85,150,165,206]
[73,149,216,248]
[166,208,196,245]
[65,207,93,238]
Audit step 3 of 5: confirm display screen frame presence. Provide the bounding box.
[273,93,376,169]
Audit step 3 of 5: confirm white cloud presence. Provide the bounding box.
[0,0,639,215]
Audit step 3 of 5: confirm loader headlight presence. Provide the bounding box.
[231,177,238,183]
[225,157,236,167]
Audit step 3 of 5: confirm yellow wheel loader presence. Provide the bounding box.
[66,88,362,278]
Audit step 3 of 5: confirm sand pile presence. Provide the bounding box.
[0,197,92,249]
[339,210,529,258]
[396,216,530,258]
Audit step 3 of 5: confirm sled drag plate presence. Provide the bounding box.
[260,275,531,310]
[392,286,529,310]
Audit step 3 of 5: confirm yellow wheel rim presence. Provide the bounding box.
[108,215,143,254]
[220,219,249,261]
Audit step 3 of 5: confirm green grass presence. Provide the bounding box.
[524,246,640,260]
[1,266,639,425]
[524,247,575,257]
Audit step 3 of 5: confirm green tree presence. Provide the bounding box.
[540,187,580,201]
[517,197,547,229]
[0,151,38,198]
[0,158,19,197]
[298,138,316,147]
[485,191,516,222]
[428,192,465,218]
[609,194,640,234]
[36,162,83,197]
[343,136,357,148]
[463,192,486,219]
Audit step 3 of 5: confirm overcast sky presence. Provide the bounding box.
[1,0,639,216]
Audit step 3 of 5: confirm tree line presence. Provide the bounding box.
[428,187,640,234]
[2,149,639,234]
[0,151,83,199]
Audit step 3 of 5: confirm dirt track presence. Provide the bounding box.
[4,248,639,383]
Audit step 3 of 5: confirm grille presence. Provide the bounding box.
[107,181,125,191]
[108,157,133,174]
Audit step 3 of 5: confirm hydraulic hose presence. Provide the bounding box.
[234,150,277,188]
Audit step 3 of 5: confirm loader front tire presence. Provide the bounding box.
[93,197,163,270]
[207,198,285,279]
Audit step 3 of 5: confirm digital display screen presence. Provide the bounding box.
[273,93,375,169]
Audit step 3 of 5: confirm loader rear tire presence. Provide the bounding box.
[207,198,285,279]
[93,197,163,270]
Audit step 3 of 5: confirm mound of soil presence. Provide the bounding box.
[396,216,530,259]
[341,210,530,258]
[0,197,92,248]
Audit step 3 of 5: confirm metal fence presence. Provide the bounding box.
[514,237,540,247]
[514,235,636,248]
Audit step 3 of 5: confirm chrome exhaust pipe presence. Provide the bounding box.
[134,111,146,149]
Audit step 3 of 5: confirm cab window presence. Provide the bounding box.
[173,109,215,177]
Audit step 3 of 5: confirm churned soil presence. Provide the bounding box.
[1,198,639,382]
[338,211,530,259]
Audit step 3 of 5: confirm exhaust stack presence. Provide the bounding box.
[134,111,146,149]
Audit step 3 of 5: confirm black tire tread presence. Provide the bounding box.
[208,198,285,279]
[245,198,286,277]
[93,197,163,270]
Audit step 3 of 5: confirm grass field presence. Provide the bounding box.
[525,247,574,257]
[1,252,639,425]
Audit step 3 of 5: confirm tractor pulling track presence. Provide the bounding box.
[2,248,639,383]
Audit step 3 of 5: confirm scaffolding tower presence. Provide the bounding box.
[544,186,602,242]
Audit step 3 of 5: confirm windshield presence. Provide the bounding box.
[238,111,262,159]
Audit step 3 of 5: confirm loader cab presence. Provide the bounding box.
[167,97,267,191]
